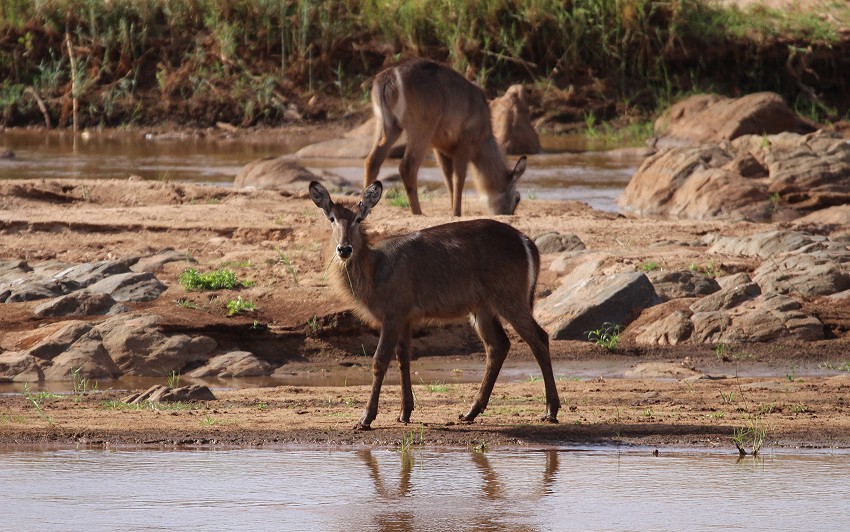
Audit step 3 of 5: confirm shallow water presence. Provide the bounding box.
[0,446,847,531]
[0,130,640,212]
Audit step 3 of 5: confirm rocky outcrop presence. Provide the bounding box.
[0,352,43,382]
[187,351,273,378]
[534,232,586,254]
[655,92,813,145]
[123,384,216,404]
[619,131,850,221]
[536,271,661,340]
[647,270,721,302]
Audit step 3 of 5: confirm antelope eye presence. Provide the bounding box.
[329,215,335,223]
[355,216,363,224]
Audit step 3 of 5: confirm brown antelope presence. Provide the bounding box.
[309,180,560,430]
[364,58,527,216]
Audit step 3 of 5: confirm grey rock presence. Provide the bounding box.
[534,232,586,254]
[33,291,126,318]
[53,260,131,288]
[87,272,167,302]
[752,254,850,297]
[647,270,721,301]
[123,384,216,404]
[22,321,94,360]
[187,351,273,378]
[689,283,761,313]
[130,248,195,273]
[635,310,694,346]
[537,271,661,340]
[0,352,44,382]
[42,335,121,381]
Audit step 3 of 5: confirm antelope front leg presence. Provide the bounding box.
[356,324,400,431]
[396,323,414,424]
[461,313,510,423]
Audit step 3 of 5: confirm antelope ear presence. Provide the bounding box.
[309,181,334,219]
[510,155,527,184]
[359,181,383,219]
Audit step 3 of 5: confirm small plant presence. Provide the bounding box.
[227,296,257,316]
[819,360,850,372]
[790,403,809,414]
[473,440,489,453]
[786,366,799,382]
[307,315,320,335]
[179,268,240,291]
[276,248,300,285]
[384,187,410,209]
[200,415,219,426]
[176,298,198,309]
[710,411,726,419]
[586,322,623,351]
[399,425,424,454]
[714,341,730,361]
[71,367,98,401]
[689,259,721,277]
[166,370,181,389]
[527,375,543,383]
[426,381,449,393]
[638,260,660,273]
[23,382,55,425]
[769,191,781,213]
[720,391,736,404]
[732,419,767,457]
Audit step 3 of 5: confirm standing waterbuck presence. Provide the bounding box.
[309,180,560,430]
[364,58,527,217]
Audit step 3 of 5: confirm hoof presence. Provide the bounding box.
[541,415,559,424]
[354,422,372,431]
[458,413,475,424]
[397,416,410,424]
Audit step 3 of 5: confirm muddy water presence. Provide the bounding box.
[1,446,847,531]
[0,129,640,212]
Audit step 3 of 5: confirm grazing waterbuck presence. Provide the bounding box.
[364,58,528,217]
[309,180,560,430]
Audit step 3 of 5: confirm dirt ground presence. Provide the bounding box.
[2,125,850,450]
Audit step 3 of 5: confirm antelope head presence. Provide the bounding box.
[487,156,527,215]
[309,181,383,263]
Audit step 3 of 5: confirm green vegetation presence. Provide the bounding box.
[732,418,766,457]
[0,0,847,128]
[226,295,257,316]
[689,259,721,278]
[586,322,623,351]
[637,260,660,273]
[179,268,241,291]
[384,187,410,209]
[71,367,98,402]
[276,248,300,285]
[23,382,57,425]
[166,370,181,389]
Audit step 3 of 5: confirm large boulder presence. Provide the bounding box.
[97,314,217,375]
[52,260,131,288]
[33,291,126,318]
[41,334,121,380]
[536,271,661,340]
[647,270,721,302]
[0,352,44,382]
[655,92,812,145]
[86,272,166,302]
[618,131,850,221]
[187,351,273,378]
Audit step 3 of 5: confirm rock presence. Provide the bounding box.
[634,310,694,346]
[716,272,753,290]
[123,384,216,404]
[689,311,732,343]
[87,272,167,302]
[489,84,541,155]
[98,314,217,375]
[234,158,320,190]
[722,294,824,343]
[0,352,44,382]
[536,271,661,340]
[41,335,121,380]
[52,260,131,288]
[33,291,126,318]
[707,230,837,258]
[130,248,195,273]
[647,270,721,301]
[2,276,79,303]
[752,254,850,297]
[689,283,761,314]
[0,259,32,282]
[187,351,273,378]
[22,321,94,360]
[655,92,812,145]
[534,232,586,254]
[618,131,850,222]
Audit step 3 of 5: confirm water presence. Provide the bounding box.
[0,129,641,212]
[1,446,847,531]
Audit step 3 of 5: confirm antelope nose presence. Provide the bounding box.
[337,245,353,259]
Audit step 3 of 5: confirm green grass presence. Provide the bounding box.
[100,400,195,411]
[585,322,623,351]
[166,370,181,389]
[71,367,98,402]
[226,296,257,316]
[638,260,660,273]
[425,381,449,393]
[384,187,410,209]
[179,268,241,291]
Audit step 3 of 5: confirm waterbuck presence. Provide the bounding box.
[364,58,527,217]
[309,180,560,430]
